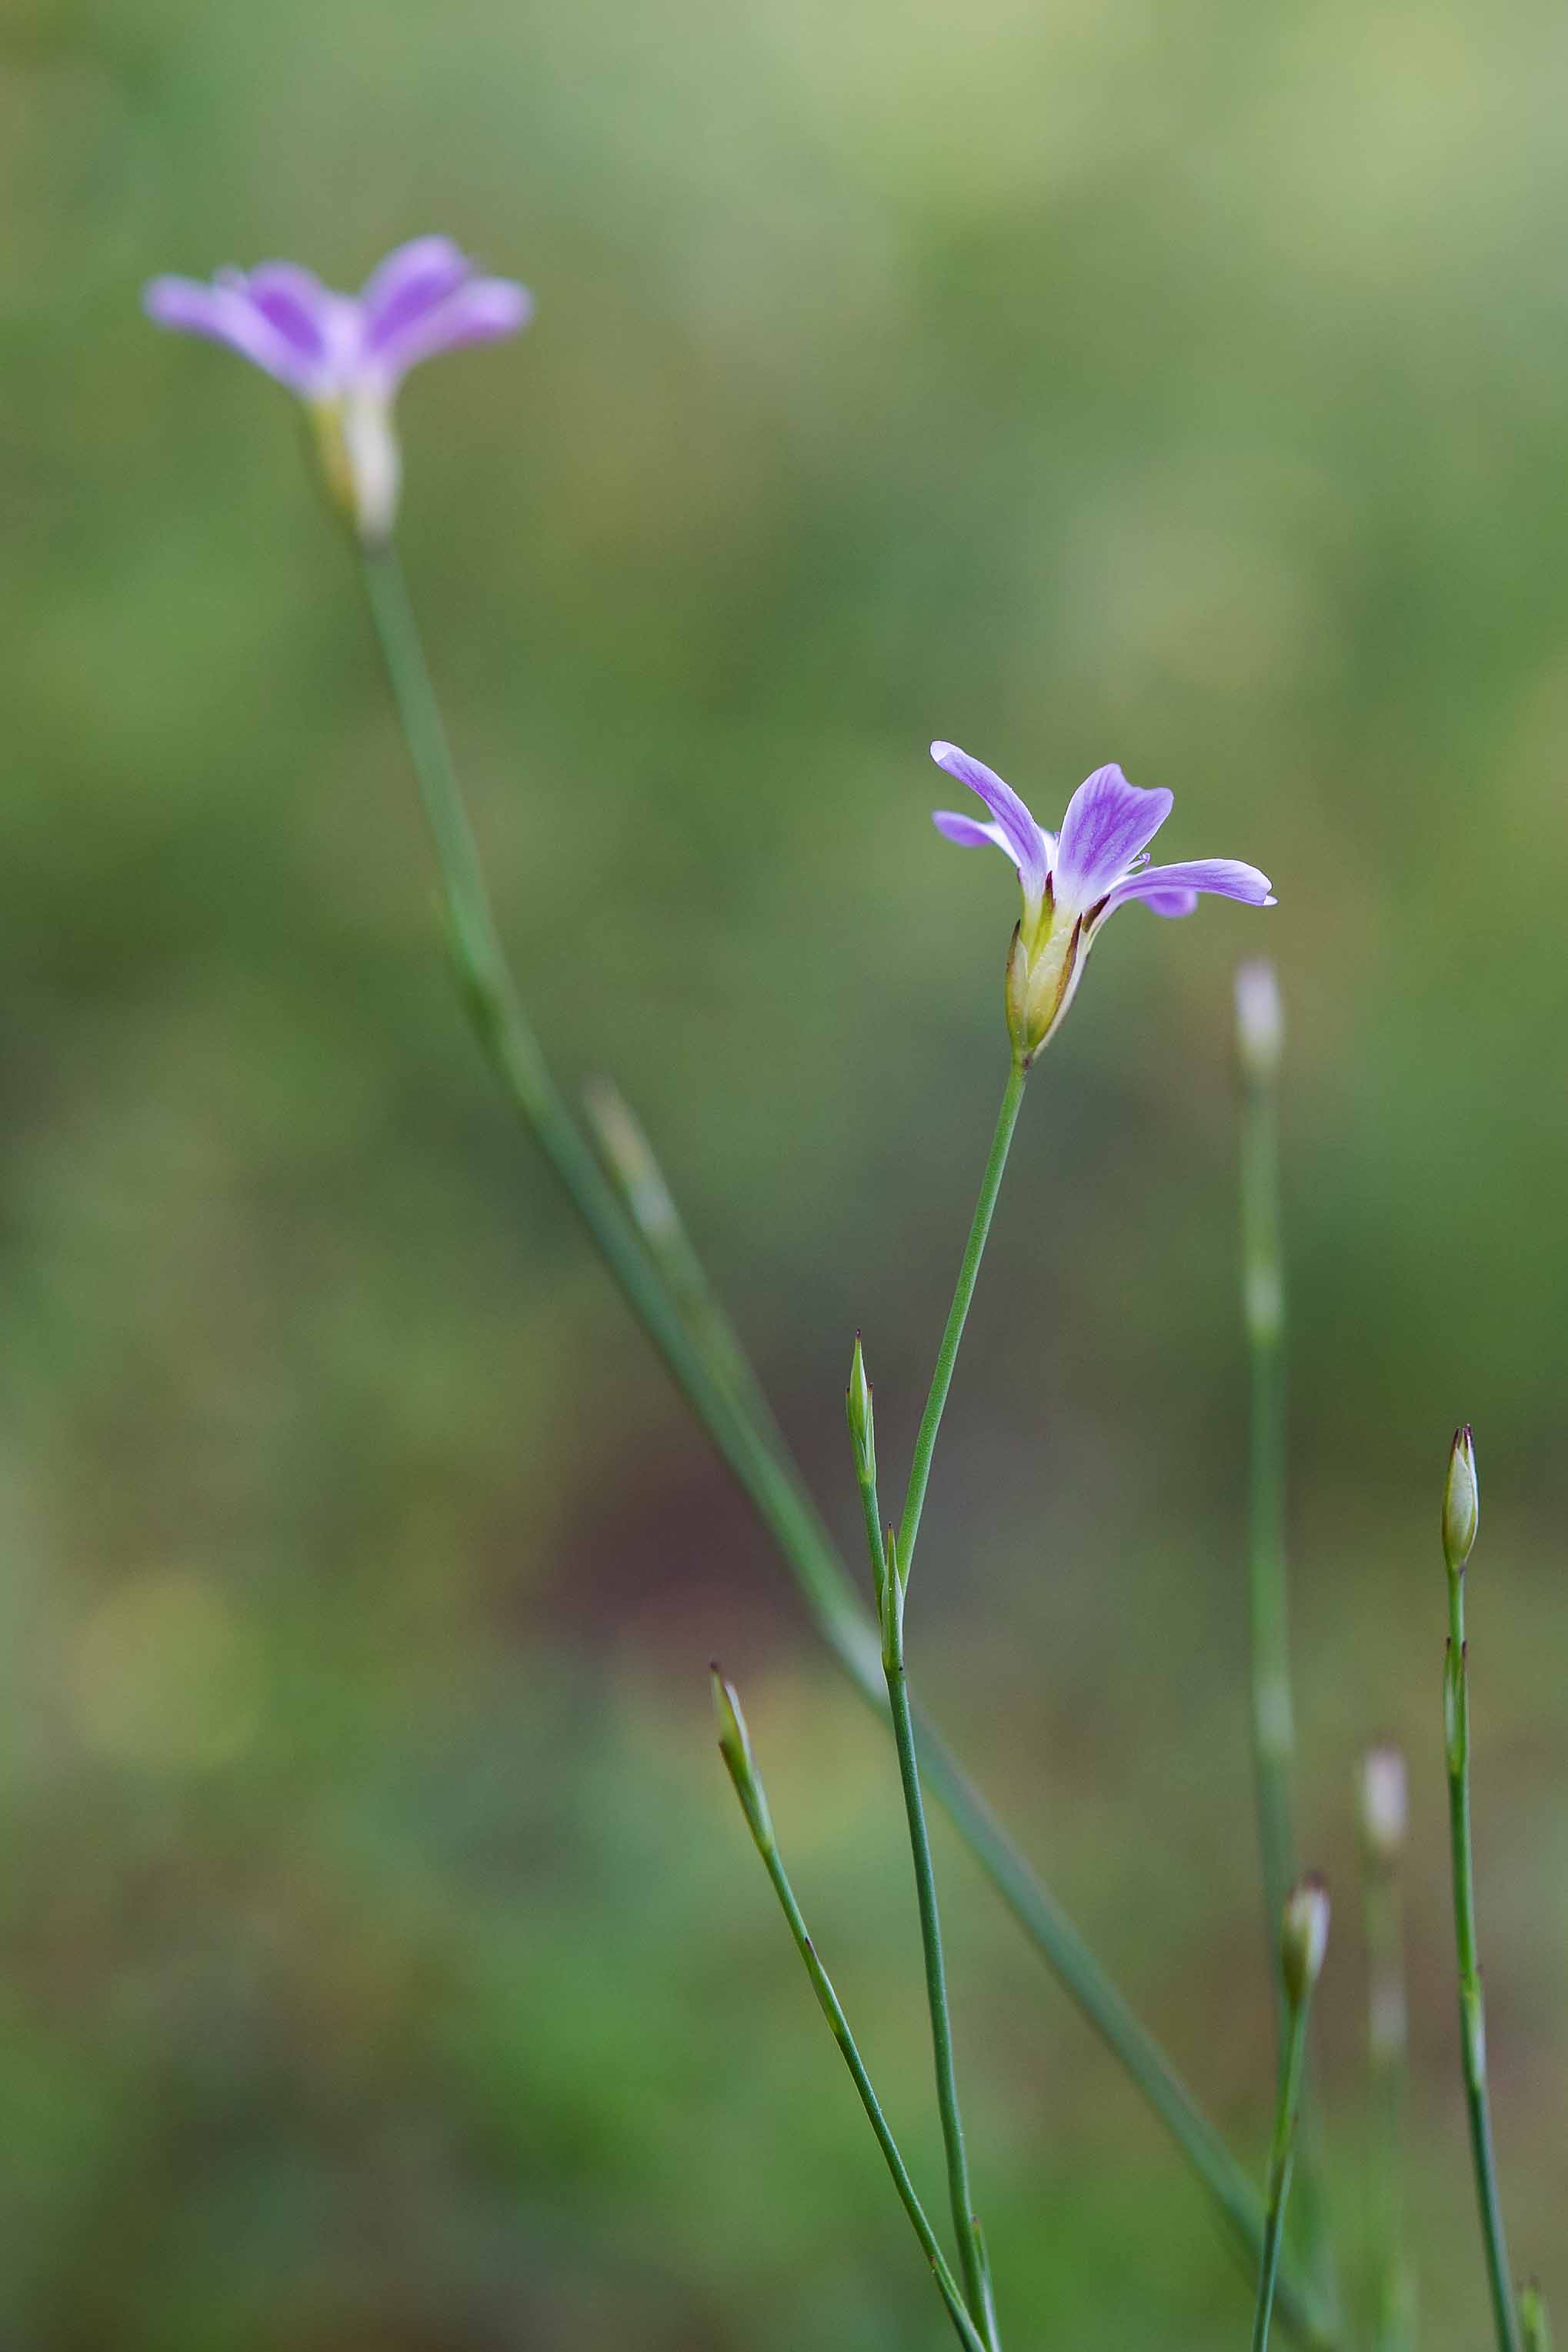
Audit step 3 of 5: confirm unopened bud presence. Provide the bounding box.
[1359,1742,1408,1863]
[711,1666,772,1849]
[879,1523,906,1663]
[1235,959,1284,1082]
[846,1334,874,1486]
[1281,1872,1330,2007]
[1520,2280,1553,2352]
[1443,1426,1479,1574]
[582,1078,680,1246]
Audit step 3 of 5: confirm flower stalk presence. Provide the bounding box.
[1441,1429,1522,2352]
[850,1345,996,2345]
[1358,1745,1413,2352]
[712,1672,990,2352]
[1236,962,1296,1962]
[1236,963,1339,2318]
[1253,1877,1331,2352]
[896,1066,1027,1580]
[883,1551,995,2345]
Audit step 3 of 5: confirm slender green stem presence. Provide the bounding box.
[1239,1036,1335,2314]
[1362,1850,1413,2352]
[1253,2000,1311,2352]
[582,1075,792,1456]
[1239,1059,1296,1973]
[759,1837,989,2352]
[852,1366,992,2343]
[355,541,1333,2346]
[359,543,864,1645]
[896,1064,1027,1580]
[1444,1568,1521,2352]
[884,1584,994,2344]
[716,1710,989,2352]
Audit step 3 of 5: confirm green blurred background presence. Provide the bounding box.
[1,0,1564,2343]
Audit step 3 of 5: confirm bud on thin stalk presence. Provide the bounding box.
[1281,1872,1330,2010]
[1236,959,1285,1084]
[1253,1872,1329,2352]
[1359,1742,1408,1866]
[1439,1426,1523,2352]
[712,1666,772,1850]
[847,1333,875,1488]
[1520,2282,1553,2352]
[1443,1425,1479,1574]
[879,1524,906,1666]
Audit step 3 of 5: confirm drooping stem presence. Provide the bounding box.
[355,539,1333,2347]
[1253,2000,1312,2352]
[1444,1566,1522,2352]
[896,1064,1027,1582]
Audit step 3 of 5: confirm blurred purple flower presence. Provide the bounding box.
[930,741,1273,1061]
[144,237,532,539]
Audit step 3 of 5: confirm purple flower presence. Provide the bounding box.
[144,237,532,540]
[931,741,1274,1062]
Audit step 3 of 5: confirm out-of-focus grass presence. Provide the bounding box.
[0,0,1565,2341]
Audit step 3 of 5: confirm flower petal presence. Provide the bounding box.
[360,236,472,355]
[1053,764,1173,911]
[369,275,533,382]
[1102,857,1275,917]
[235,263,335,375]
[1134,886,1201,919]
[929,742,1051,903]
[143,274,319,390]
[932,810,1013,853]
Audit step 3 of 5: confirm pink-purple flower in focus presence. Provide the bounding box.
[143,237,532,541]
[931,742,1274,1063]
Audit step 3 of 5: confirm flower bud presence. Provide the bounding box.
[1359,1742,1408,1864]
[1443,1425,1479,1574]
[1235,959,1284,1083]
[846,1334,874,1487]
[1520,2280,1553,2352]
[582,1078,679,1246]
[1280,1871,1330,2008]
[711,1666,772,1849]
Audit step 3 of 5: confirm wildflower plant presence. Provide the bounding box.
[147,238,1551,2350]
[145,239,531,541]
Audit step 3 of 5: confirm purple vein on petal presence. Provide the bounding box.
[1053,764,1173,911]
[929,740,1051,903]
[360,236,473,355]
